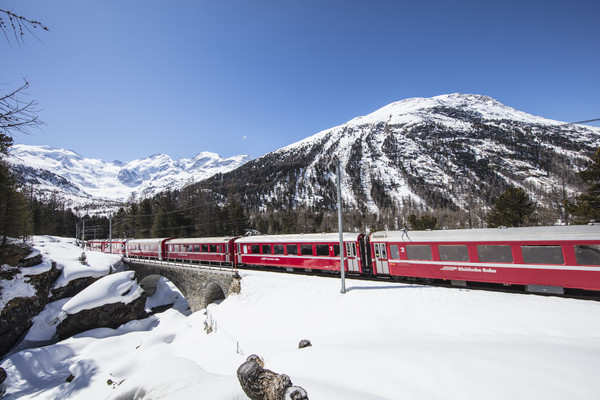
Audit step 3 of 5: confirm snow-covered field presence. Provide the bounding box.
[2,236,600,399]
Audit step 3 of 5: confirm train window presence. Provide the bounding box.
[300,244,313,256]
[390,245,400,259]
[439,245,469,262]
[273,244,284,255]
[575,245,600,266]
[210,245,218,252]
[287,244,298,255]
[201,245,209,252]
[251,245,260,254]
[316,244,329,256]
[333,244,340,257]
[477,245,513,263]
[262,245,271,254]
[194,245,200,252]
[188,245,194,252]
[521,245,564,264]
[406,245,432,260]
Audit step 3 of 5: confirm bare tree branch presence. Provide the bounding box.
[0,79,44,137]
[0,8,49,47]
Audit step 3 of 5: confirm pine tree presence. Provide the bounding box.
[0,161,31,255]
[566,147,600,224]
[487,187,536,227]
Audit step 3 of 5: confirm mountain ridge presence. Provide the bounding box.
[6,144,251,208]
[201,93,600,228]
[6,93,600,227]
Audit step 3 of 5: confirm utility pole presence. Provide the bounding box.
[82,218,85,249]
[109,214,113,254]
[336,157,346,294]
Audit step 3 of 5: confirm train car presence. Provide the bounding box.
[125,238,173,260]
[235,233,367,273]
[100,239,127,255]
[370,225,600,291]
[165,237,239,266]
[87,240,103,252]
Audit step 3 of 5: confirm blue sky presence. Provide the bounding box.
[3,0,599,162]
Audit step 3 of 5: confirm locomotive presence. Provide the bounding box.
[87,224,600,293]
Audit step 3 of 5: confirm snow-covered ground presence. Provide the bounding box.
[2,236,600,399]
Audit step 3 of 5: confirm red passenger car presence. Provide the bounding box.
[165,237,239,266]
[235,233,367,273]
[126,238,173,260]
[370,225,600,291]
[87,240,103,252]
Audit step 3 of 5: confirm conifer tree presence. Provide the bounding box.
[0,161,31,255]
[566,147,600,224]
[487,187,536,228]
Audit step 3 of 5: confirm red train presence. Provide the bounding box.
[87,225,600,293]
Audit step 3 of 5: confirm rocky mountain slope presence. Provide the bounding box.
[7,94,600,225]
[6,145,251,209]
[202,93,600,223]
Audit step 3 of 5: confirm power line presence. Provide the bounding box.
[564,118,600,125]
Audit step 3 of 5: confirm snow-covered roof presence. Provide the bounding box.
[167,237,239,245]
[236,232,362,244]
[371,225,600,243]
[126,238,173,245]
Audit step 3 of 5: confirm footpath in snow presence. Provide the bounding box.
[1,236,600,399]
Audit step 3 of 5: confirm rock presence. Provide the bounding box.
[0,367,6,384]
[298,339,311,349]
[56,293,147,341]
[284,386,309,400]
[237,354,308,400]
[0,262,61,357]
[50,276,102,301]
[0,240,31,267]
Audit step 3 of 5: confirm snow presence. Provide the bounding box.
[61,271,143,315]
[0,260,54,309]
[32,236,121,288]
[2,237,600,399]
[6,144,251,207]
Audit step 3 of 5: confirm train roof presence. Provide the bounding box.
[167,237,239,244]
[371,225,600,242]
[126,238,173,244]
[236,232,362,244]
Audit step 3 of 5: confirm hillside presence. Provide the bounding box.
[202,94,600,227]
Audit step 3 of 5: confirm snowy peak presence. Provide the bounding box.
[212,93,600,226]
[7,144,251,206]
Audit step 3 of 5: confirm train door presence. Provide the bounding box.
[346,242,359,272]
[373,242,390,274]
[237,243,243,264]
[225,244,230,263]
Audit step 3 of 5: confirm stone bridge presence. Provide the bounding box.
[124,259,241,313]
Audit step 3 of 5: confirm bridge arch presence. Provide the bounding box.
[204,279,226,306]
[125,260,241,313]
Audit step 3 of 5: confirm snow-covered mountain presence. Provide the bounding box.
[7,144,250,208]
[203,93,600,223]
[7,93,600,224]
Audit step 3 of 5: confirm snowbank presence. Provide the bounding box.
[33,236,120,288]
[61,271,143,315]
[0,260,53,309]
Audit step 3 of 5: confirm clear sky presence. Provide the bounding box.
[3,0,599,162]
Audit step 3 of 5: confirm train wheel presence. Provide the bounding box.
[420,277,435,284]
[393,276,405,282]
